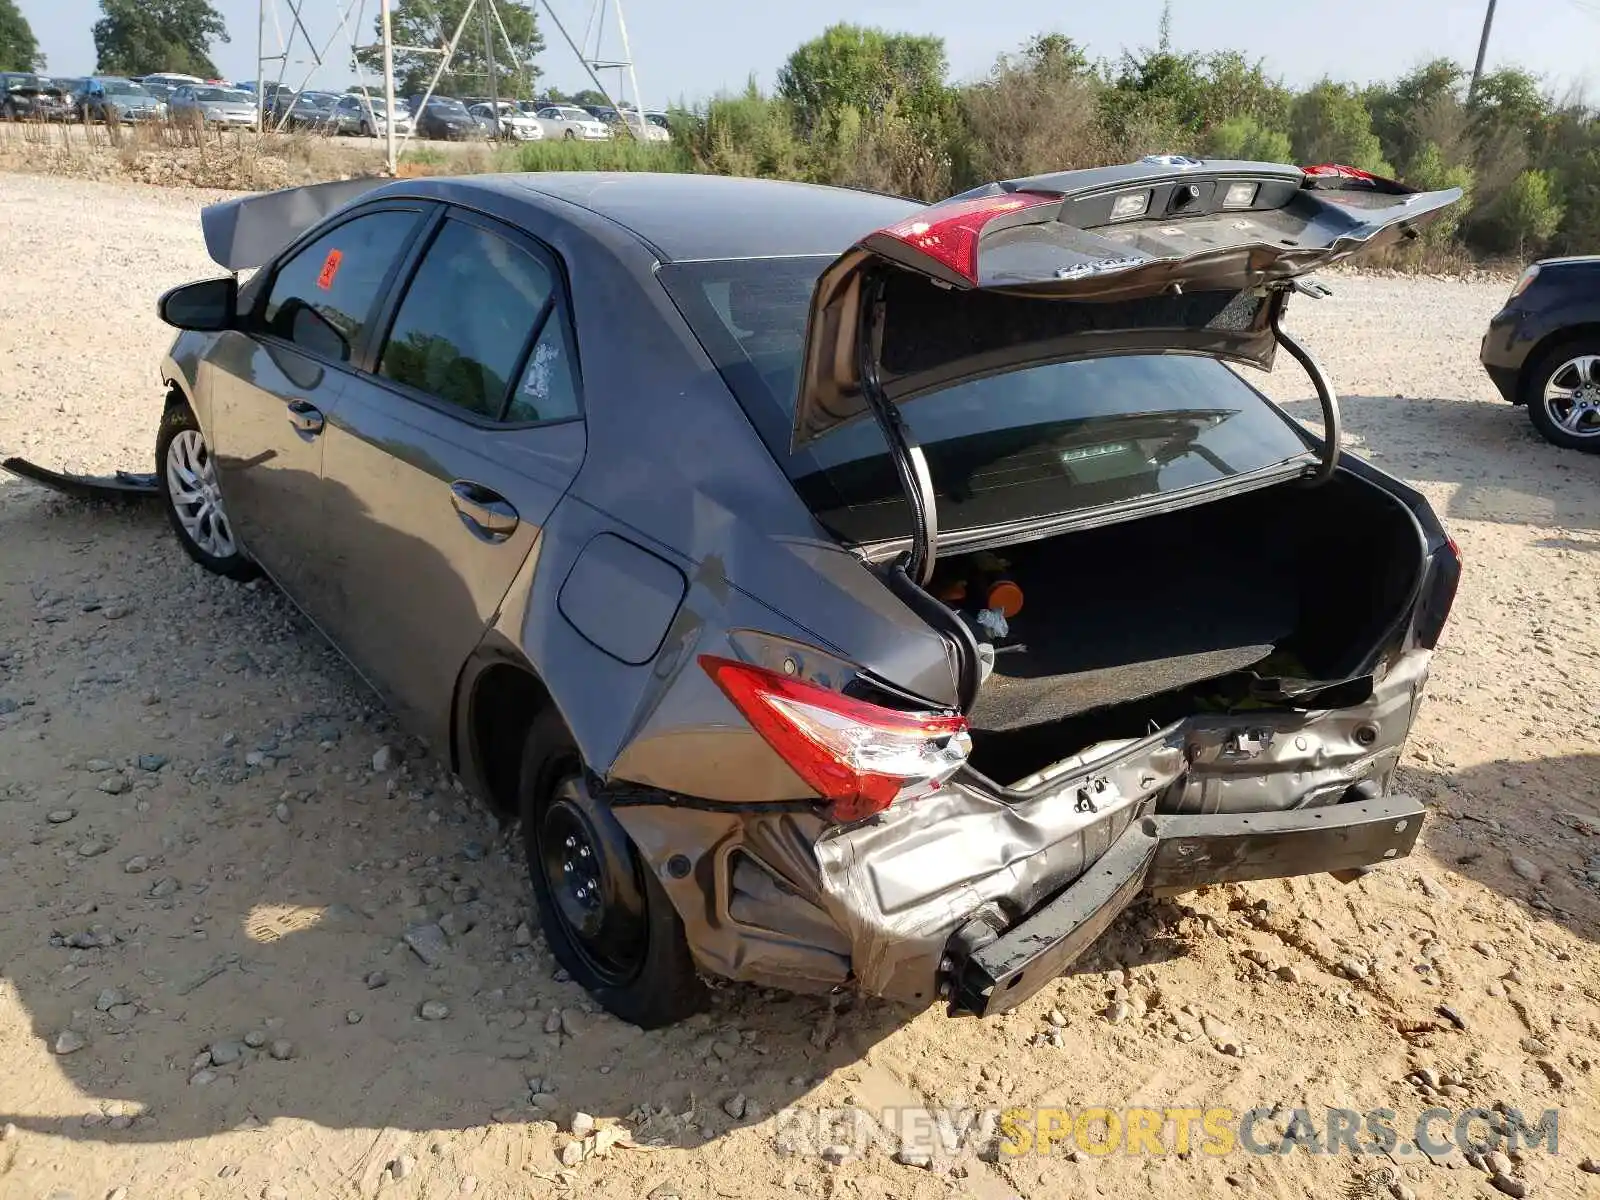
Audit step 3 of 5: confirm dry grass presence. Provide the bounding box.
[0,119,399,190]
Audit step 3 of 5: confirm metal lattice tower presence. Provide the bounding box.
[254,0,648,175]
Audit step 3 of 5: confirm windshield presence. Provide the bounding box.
[554,107,589,120]
[4,74,42,91]
[428,98,468,114]
[659,257,1314,545]
[196,88,251,102]
[104,81,151,97]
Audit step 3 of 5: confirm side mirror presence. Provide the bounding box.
[158,276,237,332]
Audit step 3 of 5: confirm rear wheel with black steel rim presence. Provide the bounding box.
[156,401,260,580]
[519,708,706,1028]
[1523,338,1600,452]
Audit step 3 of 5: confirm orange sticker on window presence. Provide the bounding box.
[316,249,343,290]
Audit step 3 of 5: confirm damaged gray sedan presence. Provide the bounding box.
[148,158,1462,1027]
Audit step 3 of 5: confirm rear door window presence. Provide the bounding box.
[659,257,1315,545]
[260,209,422,362]
[375,215,580,423]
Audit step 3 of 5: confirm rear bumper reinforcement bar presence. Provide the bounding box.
[948,794,1425,1017]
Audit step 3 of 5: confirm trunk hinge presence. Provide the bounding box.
[858,273,940,585]
[1270,281,1342,487]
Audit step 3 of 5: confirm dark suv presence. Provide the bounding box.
[1481,257,1600,450]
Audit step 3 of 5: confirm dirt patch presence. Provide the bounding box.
[0,175,1597,1199]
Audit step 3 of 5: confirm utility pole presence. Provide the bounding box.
[1468,0,1498,102]
[381,0,397,174]
[483,0,498,120]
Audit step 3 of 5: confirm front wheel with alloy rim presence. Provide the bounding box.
[519,708,706,1028]
[1523,340,1600,451]
[156,401,260,580]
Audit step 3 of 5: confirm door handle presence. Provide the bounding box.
[449,480,519,541]
[286,399,324,435]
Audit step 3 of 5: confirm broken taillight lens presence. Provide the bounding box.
[699,655,972,824]
[876,192,1057,285]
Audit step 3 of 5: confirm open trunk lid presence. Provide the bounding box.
[794,157,1460,449]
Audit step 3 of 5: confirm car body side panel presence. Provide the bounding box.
[489,490,816,800]
[206,331,351,601]
[369,181,962,773]
[317,384,585,751]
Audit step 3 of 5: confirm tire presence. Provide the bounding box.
[518,708,707,1028]
[1521,338,1600,452]
[156,400,260,581]
[563,128,576,140]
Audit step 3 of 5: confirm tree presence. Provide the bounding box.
[1205,115,1291,163]
[1481,168,1562,256]
[776,23,949,135]
[93,0,228,77]
[0,0,42,71]
[356,0,544,99]
[1366,59,1467,172]
[954,33,1104,188]
[1289,80,1391,176]
[1468,67,1549,149]
[1403,142,1474,244]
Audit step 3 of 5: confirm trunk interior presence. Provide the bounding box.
[930,471,1427,787]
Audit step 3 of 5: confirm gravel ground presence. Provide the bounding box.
[1,172,1599,1200]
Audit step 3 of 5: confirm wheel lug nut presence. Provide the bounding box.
[564,836,576,849]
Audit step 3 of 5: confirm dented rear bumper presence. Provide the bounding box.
[621,650,1433,1015]
[946,793,1423,1016]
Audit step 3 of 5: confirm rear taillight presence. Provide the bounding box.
[1507,263,1541,304]
[876,193,1056,285]
[699,655,971,824]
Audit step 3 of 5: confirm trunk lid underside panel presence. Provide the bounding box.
[793,159,1461,449]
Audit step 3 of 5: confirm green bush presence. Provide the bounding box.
[1481,169,1563,257]
[1204,115,1291,163]
[1290,80,1392,176]
[1402,142,1474,244]
[497,138,692,174]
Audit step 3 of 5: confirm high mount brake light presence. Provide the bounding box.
[699,655,972,824]
[1302,162,1381,183]
[877,192,1057,284]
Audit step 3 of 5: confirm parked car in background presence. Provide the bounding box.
[170,85,260,129]
[0,72,72,121]
[614,110,669,143]
[151,160,1460,1028]
[411,95,482,140]
[533,104,609,140]
[282,91,341,133]
[469,100,542,141]
[1482,257,1600,451]
[332,93,412,138]
[77,77,167,123]
[141,72,205,91]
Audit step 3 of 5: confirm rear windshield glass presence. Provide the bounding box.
[659,257,1314,546]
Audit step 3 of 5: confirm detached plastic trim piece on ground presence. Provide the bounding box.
[1,455,160,499]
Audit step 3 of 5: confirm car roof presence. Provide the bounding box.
[481,172,924,262]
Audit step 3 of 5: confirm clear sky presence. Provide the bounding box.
[19,0,1600,108]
